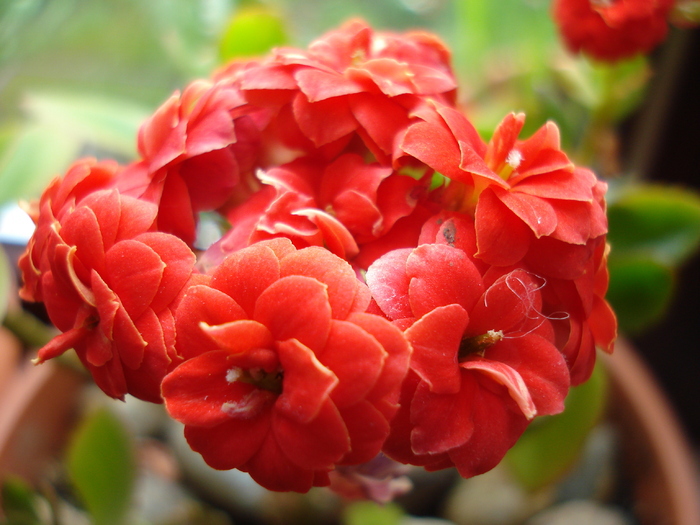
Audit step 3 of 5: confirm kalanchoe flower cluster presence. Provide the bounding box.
[19,20,616,494]
[552,0,677,62]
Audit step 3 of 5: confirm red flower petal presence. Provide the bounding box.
[104,240,165,319]
[279,245,366,320]
[406,244,484,318]
[346,312,412,404]
[401,119,464,181]
[409,374,476,455]
[447,375,529,478]
[293,93,357,147]
[364,248,413,320]
[185,414,271,470]
[338,400,390,465]
[475,188,532,266]
[273,397,349,470]
[133,232,196,311]
[211,242,283,318]
[350,93,412,157]
[294,68,363,101]
[242,432,317,492]
[175,284,248,360]
[495,188,557,239]
[201,319,273,356]
[275,338,338,423]
[486,335,570,416]
[461,359,536,419]
[467,269,545,337]
[404,304,469,395]
[163,350,273,428]
[319,319,386,408]
[254,275,332,351]
[60,206,106,276]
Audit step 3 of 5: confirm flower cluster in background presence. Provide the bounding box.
[17,19,619,496]
[553,0,698,62]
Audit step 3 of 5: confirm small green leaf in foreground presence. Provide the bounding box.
[66,406,136,525]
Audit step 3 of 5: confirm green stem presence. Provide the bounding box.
[2,307,55,348]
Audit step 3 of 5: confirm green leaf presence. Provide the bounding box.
[0,245,11,322]
[607,184,700,267]
[605,255,675,334]
[0,123,80,205]
[23,91,149,158]
[1,476,42,525]
[133,0,235,77]
[66,407,136,525]
[504,361,608,491]
[219,6,288,61]
[342,501,405,525]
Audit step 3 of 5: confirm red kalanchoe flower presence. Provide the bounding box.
[27,188,196,402]
[120,80,252,244]
[162,238,411,492]
[207,153,428,265]
[552,0,676,62]
[403,109,608,275]
[213,19,457,167]
[366,243,570,477]
[417,211,616,385]
[19,158,119,303]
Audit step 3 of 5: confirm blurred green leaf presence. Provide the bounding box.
[553,56,649,121]
[0,246,11,322]
[606,255,675,334]
[504,361,608,491]
[24,91,149,159]
[452,0,561,135]
[134,0,235,77]
[0,123,80,205]
[0,476,42,525]
[607,185,700,267]
[342,501,405,525]
[66,407,136,525]
[219,7,288,61]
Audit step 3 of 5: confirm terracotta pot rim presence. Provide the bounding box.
[603,338,700,525]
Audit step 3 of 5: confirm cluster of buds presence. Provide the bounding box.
[19,20,616,494]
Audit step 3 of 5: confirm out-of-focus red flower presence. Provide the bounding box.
[27,188,196,402]
[365,243,570,477]
[213,19,457,167]
[402,109,608,274]
[552,0,676,62]
[162,238,411,492]
[19,158,120,303]
[120,80,252,244]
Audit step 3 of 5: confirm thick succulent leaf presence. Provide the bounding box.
[66,407,136,525]
[605,255,674,334]
[607,184,700,266]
